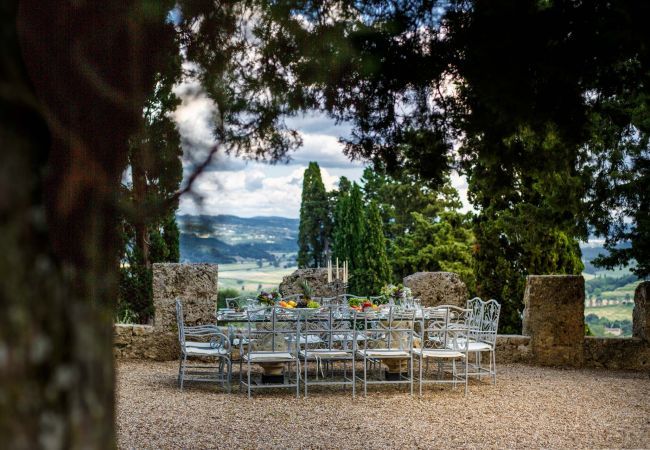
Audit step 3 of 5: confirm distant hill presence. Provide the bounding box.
[580,239,632,274]
[178,214,299,264]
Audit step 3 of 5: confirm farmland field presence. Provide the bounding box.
[585,303,634,322]
[218,262,296,293]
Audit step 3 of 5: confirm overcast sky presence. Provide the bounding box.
[173,78,469,219]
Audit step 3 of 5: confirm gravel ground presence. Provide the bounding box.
[116,360,650,449]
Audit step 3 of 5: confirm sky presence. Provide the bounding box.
[173,78,469,219]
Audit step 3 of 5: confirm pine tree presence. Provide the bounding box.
[297,162,331,267]
[357,201,392,295]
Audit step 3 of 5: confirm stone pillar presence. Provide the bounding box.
[633,281,650,341]
[522,275,585,367]
[403,272,468,307]
[152,263,219,331]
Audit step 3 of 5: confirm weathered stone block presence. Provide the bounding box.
[152,263,218,331]
[403,272,468,307]
[584,336,650,371]
[522,275,585,367]
[279,268,346,297]
[495,335,532,363]
[633,281,650,341]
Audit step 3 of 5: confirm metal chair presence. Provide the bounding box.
[225,295,256,310]
[175,299,232,391]
[415,305,471,396]
[463,298,500,384]
[300,306,357,397]
[355,306,415,396]
[239,306,301,398]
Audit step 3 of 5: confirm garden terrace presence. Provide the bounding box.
[116,360,650,449]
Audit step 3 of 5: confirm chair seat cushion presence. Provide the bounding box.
[300,349,351,359]
[244,352,295,362]
[185,341,213,348]
[184,346,229,356]
[289,335,322,344]
[357,349,410,358]
[448,339,492,352]
[413,348,465,358]
[332,333,365,341]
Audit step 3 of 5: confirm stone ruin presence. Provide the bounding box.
[522,275,585,367]
[114,263,219,360]
[403,271,468,307]
[278,268,346,298]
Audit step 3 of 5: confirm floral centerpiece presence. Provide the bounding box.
[380,283,412,304]
[257,290,281,306]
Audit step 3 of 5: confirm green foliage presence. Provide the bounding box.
[585,314,633,337]
[217,287,241,310]
[297,162,332,268]
[393,211,476,294]
[299,279,314,299]
[118,49,183,323]
[355,201,392,295]
[585,275,638,297]
[253,0,649,332]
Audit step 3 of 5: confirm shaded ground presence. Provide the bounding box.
[116,360,650,449]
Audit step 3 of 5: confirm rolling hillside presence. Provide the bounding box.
[178,214,299,264]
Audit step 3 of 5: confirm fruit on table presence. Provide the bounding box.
[306,301,320,308]
[288,300,297,307]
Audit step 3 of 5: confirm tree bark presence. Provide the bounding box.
[0,1,170,447]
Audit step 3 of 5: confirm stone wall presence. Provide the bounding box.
[522,275,585,367]
[403,272,468,307]
[279,268,346,297]
[584,337,650,371]
[152,263,218,331]
[633,281,649,341]
[114,263,219,361]
[495,335,532,363]
[113,324,177,360]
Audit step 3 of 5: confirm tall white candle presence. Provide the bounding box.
[336,257,339,280]
[327,260,332,283]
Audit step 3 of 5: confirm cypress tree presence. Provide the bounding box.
[332,176,351,262]
[345,183,366,293]
[358,201,392,295]
[297,162,331,267]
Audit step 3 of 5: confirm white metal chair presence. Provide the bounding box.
[415,305,471,396]
[355,306,415,396]
[239,306,301,398]
[464,297,501,384]
[300,306,357,397]
[225,295,257,310]
[175,299,232,391]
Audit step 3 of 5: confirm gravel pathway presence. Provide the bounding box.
[116,360,650,449]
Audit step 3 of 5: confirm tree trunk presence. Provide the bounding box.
[132,153,151,268]
[0,1,170,447]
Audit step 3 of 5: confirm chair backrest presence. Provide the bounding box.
[301,306,356,352]
[225,295,255,309]
[319,296,338,306]
[466,297,484,334]
[245,306,301,353]
[420,305,471,352]
[479,299,501,346]
[175,298,186,346]
[355,306,415,351]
